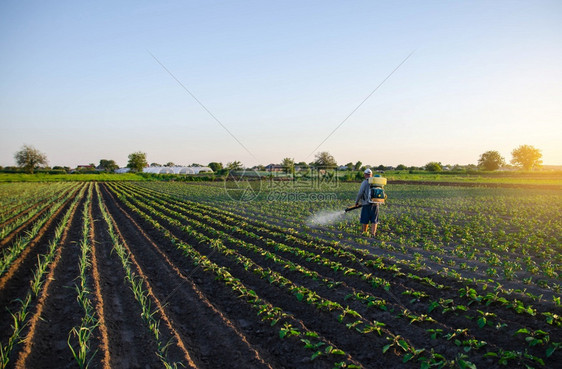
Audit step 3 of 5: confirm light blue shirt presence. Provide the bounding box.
[355,179,371,205]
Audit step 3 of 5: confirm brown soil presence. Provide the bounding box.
[0,185,79,302]
[116,183,562,368]
[99,183,307,368]
[1,182,560,369]
[13,187,89,369]
[0,186,76,248]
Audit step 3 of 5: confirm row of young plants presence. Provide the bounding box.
[284,188,555,291]
[114,184,484,367]
[127,183,558,320]
[0,183,87,369]
[116,186,497,368]
[0,182,75,224]
[176,190,562,352]
[94,183,184,369]
[116,184,443,303]
[0,184,82,277]
[288,205,558,291]
[227,183,561,289]
[67,184,99,369]
[128,180,556,310]
[123,183,556,363]
[373,207,560,285]
[0,182,70,214]
[128,183,553,360]
[106,183,368,369]
[0,182,79,240]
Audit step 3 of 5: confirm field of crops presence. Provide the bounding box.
[0,180,560,369]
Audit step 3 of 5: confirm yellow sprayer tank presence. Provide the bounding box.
[369,175,387,203]
[368,176,387,187]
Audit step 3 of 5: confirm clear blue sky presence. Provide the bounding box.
[1,0,561,168]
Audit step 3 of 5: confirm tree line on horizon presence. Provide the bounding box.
[4,144,545,174]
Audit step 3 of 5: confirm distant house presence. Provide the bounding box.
[265,164,284,172]
[71,165,96,173]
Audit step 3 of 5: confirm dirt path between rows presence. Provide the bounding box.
[15,189,86,369]
[90,187,163,369]
[144,189,561,368]
[101,184,280,369]
[0,186,76,248]
[229,205,560,303]
[0,188,77,301]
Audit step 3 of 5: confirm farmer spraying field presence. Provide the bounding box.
[353,168,386,237]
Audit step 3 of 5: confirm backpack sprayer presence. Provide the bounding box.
[345,175,387,212]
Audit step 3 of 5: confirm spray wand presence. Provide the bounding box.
[344,204,363,212]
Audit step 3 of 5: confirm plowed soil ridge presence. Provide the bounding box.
[14,187,88,369]
[2,181,560,369]
[89,186,163,369]
[0,185,77,248]
[101,183,323,368]
[106,184,424,368]
[0,187,79,307]
[113,182,562,369]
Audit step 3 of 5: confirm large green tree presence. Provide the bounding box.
[313,151,337,168]
[98,159,119,172]
[281,157,295,174]
[14,144,48,173]
[424,161,442,172]
[127,151,148,172]
[511,145,542,170]
[208,162,223,172]
[226,161,243,171]
[478,150,505,171]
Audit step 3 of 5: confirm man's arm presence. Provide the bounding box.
[355,181,367,205]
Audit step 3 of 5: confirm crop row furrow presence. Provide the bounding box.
[110,183,454,368]
[107,183,369,369]
[116,185,444,320]
[118,184,418,291]
[132,194,518,366]
[0,183,71,222]
[67,184,100,368]
[121,183,561,367]
[0,183,78,242]
[0,183,86,369]
[0,184,81,277]
[95,183,190,368]
[151,183,561,312]
[120,184,550,322]
[127,183,561,366]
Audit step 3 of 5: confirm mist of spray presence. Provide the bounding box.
[306,210,346,227]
